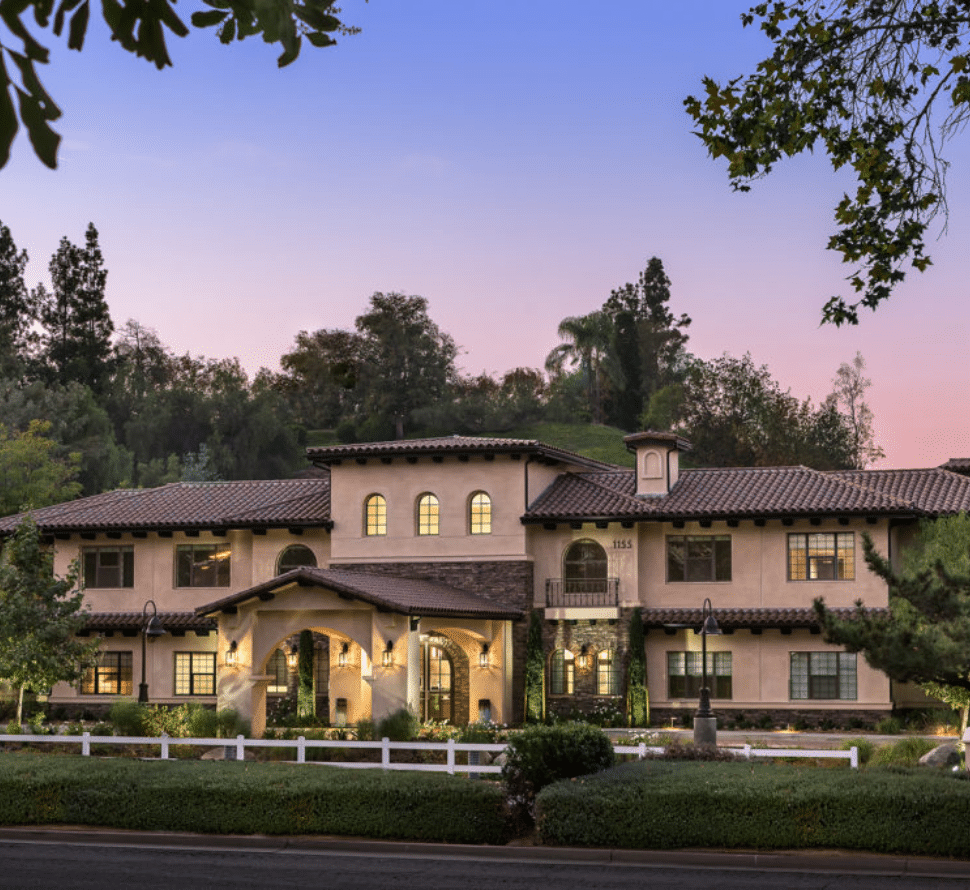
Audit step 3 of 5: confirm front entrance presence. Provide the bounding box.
[419,636,453,723]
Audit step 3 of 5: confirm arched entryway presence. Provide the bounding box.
[419,633,469,725]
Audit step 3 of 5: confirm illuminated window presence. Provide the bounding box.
[416,493,439,536]
[469,491,492,535]
[597,649,619,695]
[266,648,288,694]
[82,546,134,588]
[667,652,732,700]
[364,494,387,536]
[174,652,216,695]
[175,543,230,587]
[80,652,133,695]
[790,652,856,700]
[666,535,731,582]
[549,649,575,695]
[276,544,317,574]
[788,533,854,580]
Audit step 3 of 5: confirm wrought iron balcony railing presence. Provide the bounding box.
[544,578,620,608]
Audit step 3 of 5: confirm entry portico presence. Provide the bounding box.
[197,567,522,736]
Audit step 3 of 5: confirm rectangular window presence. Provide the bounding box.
[175,543,231,587]
[82,546,134,588]
[667,652,732,699]
[788,533,854,580]
[790,652,857,700]
[80,652,133,695]
[666,535,731,582]
[174,652,216,696]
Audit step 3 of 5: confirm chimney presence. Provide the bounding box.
[623,431,691,497]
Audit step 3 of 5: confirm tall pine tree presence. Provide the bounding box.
[0,221,37,381]
[38,223,114,393]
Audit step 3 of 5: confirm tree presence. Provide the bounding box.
[38,223,114,393]
[831,352,884,468]
[545,310,616,425]
[0,419,81,515]
[0,0,357,169]
[0,515,100,723]
[814,531,970,702]
[685,1,970,324]
[524,610,545,723]
[626,608,649,727]
[297,628,315,720]
[0,220,37,380]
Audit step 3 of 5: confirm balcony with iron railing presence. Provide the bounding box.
[544,578,620,610]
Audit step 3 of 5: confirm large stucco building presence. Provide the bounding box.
[3,431,968,734]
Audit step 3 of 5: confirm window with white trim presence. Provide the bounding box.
[790,652,857,700]
[82,546,134,588]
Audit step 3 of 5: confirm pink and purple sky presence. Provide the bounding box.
[1,1,967,469]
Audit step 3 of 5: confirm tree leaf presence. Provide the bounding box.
[0,57,19,168]
[14,85,60,168]
[190,9,227,27]
[67,1,89,51]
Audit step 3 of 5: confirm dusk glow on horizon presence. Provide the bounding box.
[1,1,967,469]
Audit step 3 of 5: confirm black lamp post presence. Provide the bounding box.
[694,598,721,730]
[138,600,166,703]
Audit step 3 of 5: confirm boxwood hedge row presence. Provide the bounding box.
[0,755,511,844]
[535,760,970,858]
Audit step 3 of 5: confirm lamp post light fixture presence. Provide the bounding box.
[693,597,722,746]
[138,600,166,704]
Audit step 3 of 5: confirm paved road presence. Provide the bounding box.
[2,833,969,890]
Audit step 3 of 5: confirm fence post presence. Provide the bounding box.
[298,735,306,764]
[82,731,90,757]
[638,742,646,760]
[382,737,390,769]
[161,732,169,760]
[743,744,752,760]
[236,734,245,761]
[447,738,455,775]
[850,746,858,770]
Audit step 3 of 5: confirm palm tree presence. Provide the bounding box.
[545,310,616,424]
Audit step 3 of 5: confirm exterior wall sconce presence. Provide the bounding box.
[479,643,489,668]
[578,645,590,670]
[339,642,349,667]
[225,640,238,666]
[382,640,393,667]
[287,644,299,668]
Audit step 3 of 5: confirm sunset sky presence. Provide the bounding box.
[1,1,967,469]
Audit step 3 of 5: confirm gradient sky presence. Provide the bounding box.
[1,1,967,469]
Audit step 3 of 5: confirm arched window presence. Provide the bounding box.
[267,648,288,694]
[276,544,317,575]
[549,648,574,695]
[469,491,491,535]
[364,494,387,536]
[597,648,619,695]
[416,493,439,536]
[420,639,453,722]
[563,540,608,594]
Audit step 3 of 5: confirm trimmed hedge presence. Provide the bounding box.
[535,760,970,858]
[0,754,512,844]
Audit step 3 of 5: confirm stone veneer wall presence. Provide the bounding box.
[338,561,533,724]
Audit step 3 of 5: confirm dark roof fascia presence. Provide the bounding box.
[13,519,334,538]
[521,509,919,526]
[80,611,218,634]
[641,606,887,631]
[196,568,523,621]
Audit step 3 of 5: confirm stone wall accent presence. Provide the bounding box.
[340,561,533,724]
[423,632,469,726]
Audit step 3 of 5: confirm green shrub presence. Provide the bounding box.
[91,722,114,738]
[868,737,937,767]
[354,719,375,741]
[5,720,21,735]
[839,737,876,765]
[215,709,248,739]
[186,706,218,739]
[875,716,902,735]
[109,700,146,736]
[376,707,418,742]
[501,723,615,823]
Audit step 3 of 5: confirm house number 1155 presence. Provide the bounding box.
[613,539,632,549]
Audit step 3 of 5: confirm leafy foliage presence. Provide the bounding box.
[0,221,36,380]
[626,607,648,727]
[297,629,314,720]
[0,419,80,515]
[523,609,545,723]
[375,707,418,742]
[0,0,355,169]
[685,1,970,323]
[831,351,884,468]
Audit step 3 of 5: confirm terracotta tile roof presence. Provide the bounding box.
[0,479,332,535]
[79,612,217,634]
[641,606,885,630]
[831,468,970,515]
[940,458,970,474]
[197,567,523,620]
[525,466,914,522]
[307,435,618,471]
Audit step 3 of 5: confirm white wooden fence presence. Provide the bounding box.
[0,733,859,770]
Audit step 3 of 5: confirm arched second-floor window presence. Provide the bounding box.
[364,494,387,536]
[563,539,608,594]
[469,491,491,535]
[276,544,317,575]
[416,493,439,536]
[597,648,619,695]
[549,648,575,695]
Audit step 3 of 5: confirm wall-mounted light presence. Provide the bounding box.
[578,645,590,670]
[339,642,349,667]
[382,640,393,667]
[287,644,299,668]
[479,643,490,669]
[225,640,238,666]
